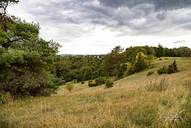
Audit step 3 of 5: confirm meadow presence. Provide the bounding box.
[0,57,191,128]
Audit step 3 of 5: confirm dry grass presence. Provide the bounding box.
[0,57,191,128]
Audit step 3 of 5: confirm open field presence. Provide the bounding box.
[0,57,191,128]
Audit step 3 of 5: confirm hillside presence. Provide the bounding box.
[0,57,191,128]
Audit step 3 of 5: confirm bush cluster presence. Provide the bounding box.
[81,81,85,84]
[147,71,155,76]
[88,77,106,87]
[157,66,168,74]
[105,79,114,88]
[95,77,106,86]
[88,80,97,87]
[88,77,114,88]
[157,60,179,75]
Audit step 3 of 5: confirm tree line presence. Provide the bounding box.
[55,45,191,84]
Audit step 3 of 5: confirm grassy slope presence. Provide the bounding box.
[0,57,191,128]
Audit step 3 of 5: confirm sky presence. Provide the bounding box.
[7,0,191,54]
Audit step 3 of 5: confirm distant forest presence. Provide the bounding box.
[55,45,191,83]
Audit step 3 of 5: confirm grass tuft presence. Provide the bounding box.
[145,78,169,92]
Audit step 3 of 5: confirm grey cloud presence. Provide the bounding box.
[98,0,191,10]
[156,12,167,20]
[22,0,191,37]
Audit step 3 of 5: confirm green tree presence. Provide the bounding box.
[125,46,146,62]
[0,0,19,31]
[156,44,164,58]
[0,0,19,14]
[134,52,148,72]
[128,52,151,75]
[103,46,125,76]
[0,1,60,97]
[116,64,127,78]
[80,66,93,81]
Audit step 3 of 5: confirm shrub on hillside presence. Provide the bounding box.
[88,77,107,87]
[147,71,155,76]
[105,79,114,88]
[157,66,168,75]
[157,60,179,75]
[95,77,106,85]
[65,84,74,92]
[81,81,85,84]
[167,60,179,74]
[88,80,97,87]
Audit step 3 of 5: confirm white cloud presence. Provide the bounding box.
[7,0,191,54]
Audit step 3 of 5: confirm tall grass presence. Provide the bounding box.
[1,82,190,128]
[145,78,169,92]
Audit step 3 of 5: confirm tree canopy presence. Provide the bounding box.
[0,0,60,97]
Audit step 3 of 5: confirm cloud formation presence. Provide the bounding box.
[21,0,191,34]
[8,0,191,54]
[99,0,191,10]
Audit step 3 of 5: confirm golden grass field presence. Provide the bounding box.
[0,57,191,128]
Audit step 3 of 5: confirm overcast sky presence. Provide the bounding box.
[8,0,191,54]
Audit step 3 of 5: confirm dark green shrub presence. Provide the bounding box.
[88,80,97,87]
[157,60,179,75]
[95,77,106,85]
[81,81,85,84]
[157,66,168,75]
[88,77,107,87]
[147,71,154,76]
[105,79,114,88]
[167,60,179,74]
